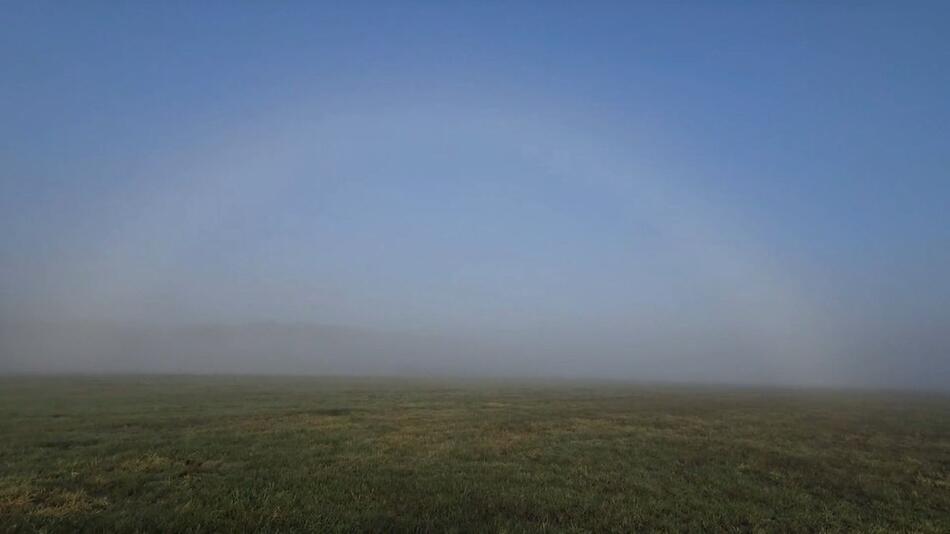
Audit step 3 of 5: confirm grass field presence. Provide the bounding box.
[1,376,948,532]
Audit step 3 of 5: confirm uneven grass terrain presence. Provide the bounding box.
[1,376,948,532]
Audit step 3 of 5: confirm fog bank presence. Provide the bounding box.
[2,3,948,389]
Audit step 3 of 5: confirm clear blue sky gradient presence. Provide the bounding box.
[1,2,948,385]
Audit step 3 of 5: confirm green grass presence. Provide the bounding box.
[1,376,948,532]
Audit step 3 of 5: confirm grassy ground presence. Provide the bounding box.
[0,376,948,532]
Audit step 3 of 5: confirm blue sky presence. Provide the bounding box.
[1,2,948,385]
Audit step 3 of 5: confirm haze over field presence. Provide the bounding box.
[1,3,948,388]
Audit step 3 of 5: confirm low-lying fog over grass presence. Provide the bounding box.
[2,3,948,390]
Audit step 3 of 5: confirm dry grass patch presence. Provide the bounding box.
[121,453,177,473]
[0,482,107,518]
[32,489,108,518]
[0,481,34,514]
